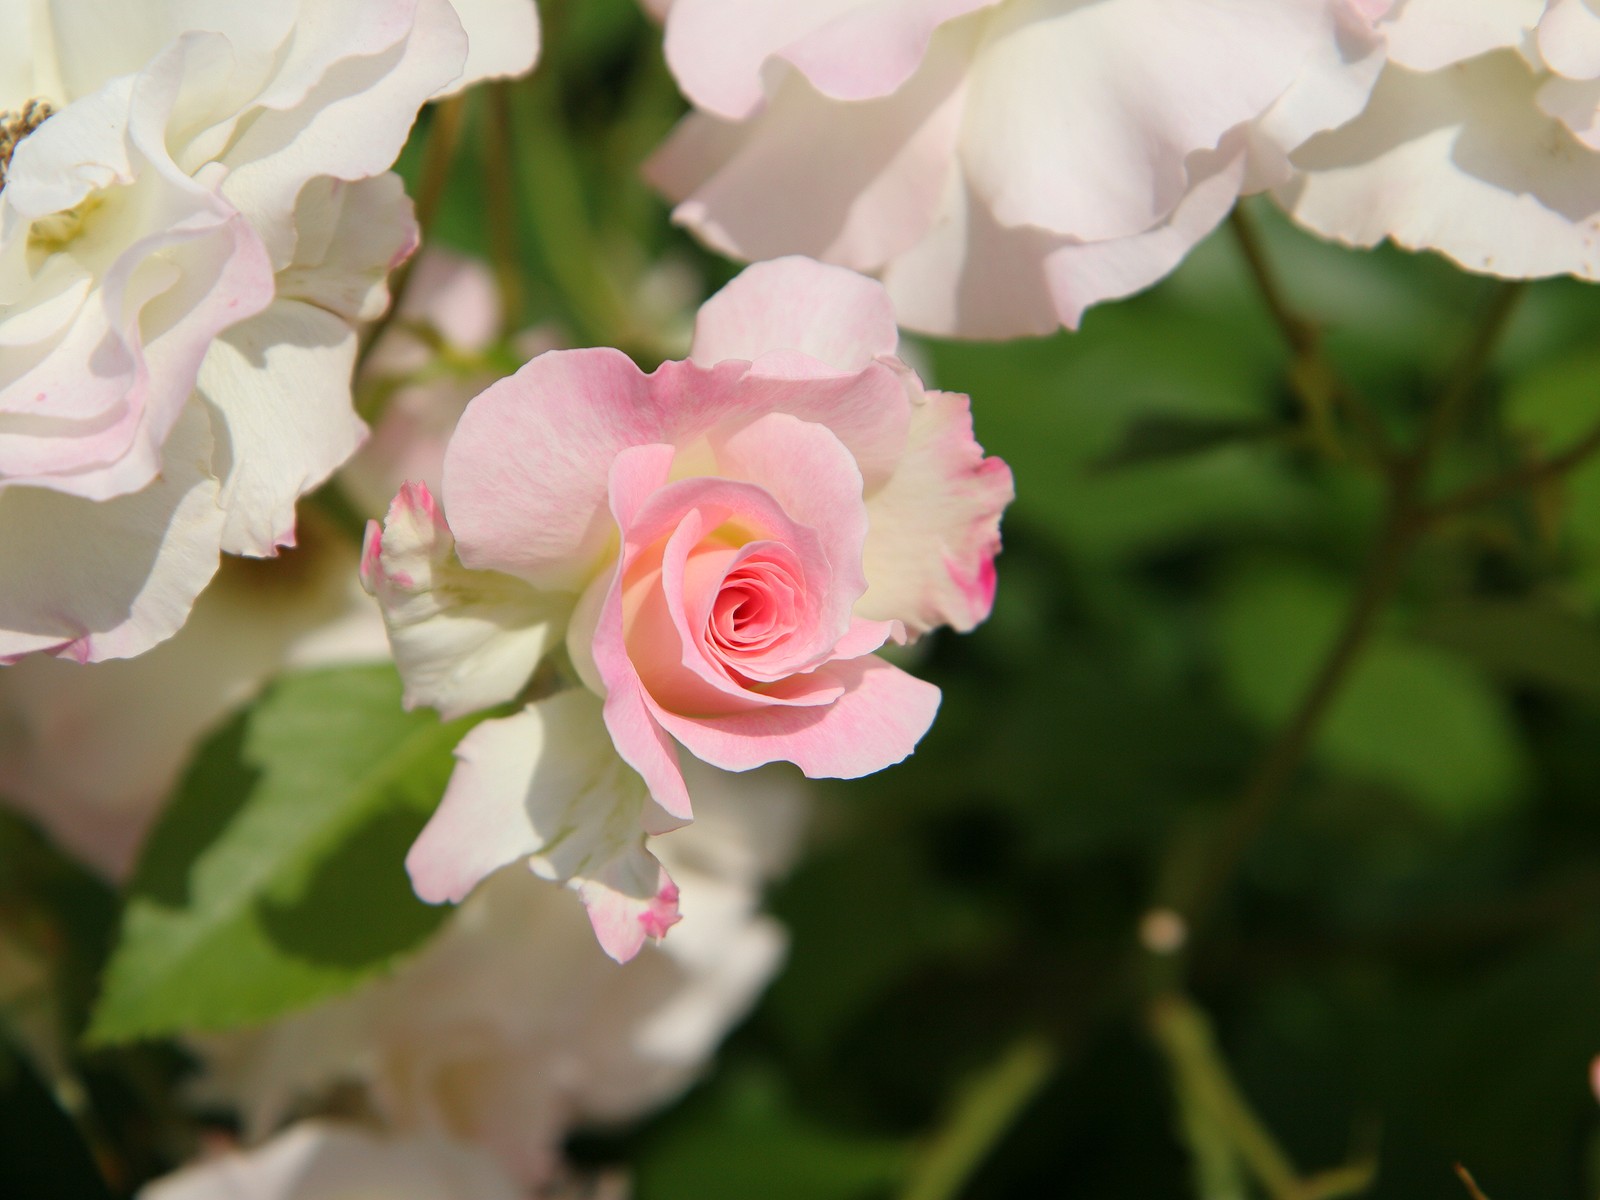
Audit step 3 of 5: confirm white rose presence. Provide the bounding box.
[1279,0,1600,278]
[0,0,538,664]
[645,0,1385,336]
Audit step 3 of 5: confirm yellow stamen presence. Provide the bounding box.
[0,99,55,190]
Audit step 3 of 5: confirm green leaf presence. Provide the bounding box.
[1502,346,1600,602]
[1215,564,1527,821]
[89,665,481,1044]
[1089,414,1285,473]
[921,259,1315,562]
[1504,346,1600,449]
[1416,598,1600,698]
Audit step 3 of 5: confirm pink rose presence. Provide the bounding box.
[363,256,1012,959]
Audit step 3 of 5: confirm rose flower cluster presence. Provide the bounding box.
[2,0,1599,1195]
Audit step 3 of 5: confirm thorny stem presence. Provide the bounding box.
[1228,206,1391,464]
[356,93,470,369]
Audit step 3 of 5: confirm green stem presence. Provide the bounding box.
[1175,492,1419,934]
[1420,281,1525,459]
[1150,994,1300,1199]
[1426,416,1600,524]
[899,1035,1058,1200]
[1228,207,1389,464]
[509,74,642,353]
[1169,267,1530,939]
[482,84,526,337]
[1149,994,1377,1200]
[1229,206,1317,357]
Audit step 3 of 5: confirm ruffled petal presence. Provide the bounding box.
[1538,74,1600,148]
[884,141,1247,335]
[215,0,469,268]
[196,299,369,557]
[664,0,998,118]
[1279,50,1600,279]
[648,18,974,272]
[1538,0,1600,81]
[362,482,563,720]
[651,653,939,779]
[404,690,681,963]
[444,353,908,589]
[691,257,899,373]
[437,0,541,96]
[273,173,419,323]
[959,0,1329,240]
[859,385,1011,635]
[1381,0,1539,71]
[0,402,224,664]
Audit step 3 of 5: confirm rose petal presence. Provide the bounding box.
[273,173,419,324]
[0,403,224,664]
[1381,0,1540,72]
[651,653,940,779]
[405,690,681,964]
[859,386,1012,635]
[665,0,1000,118]
[958,0,1329,241]
[1539,0,1600,81]
[884,139,1247,335]
[648,19,974,271]
[363,482,561,720]
[444,353,909,589]
[1279,50,1600,280]
[216,0,469,269]
[141,1122,523,1200]
[690,256,899,373]
[436,0,541,96]
[196,299,369,557]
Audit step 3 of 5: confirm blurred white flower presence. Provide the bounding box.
[0,0,539,665]
[1279,0,1600,278]
[646,0,1386,336]
[0,513,388,880]
[193,758,805,1191]
[139,1122,525,1200]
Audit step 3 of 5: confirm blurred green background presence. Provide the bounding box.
[11,1,1600,1197]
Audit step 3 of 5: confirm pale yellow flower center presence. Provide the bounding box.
[0,99,54,191]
